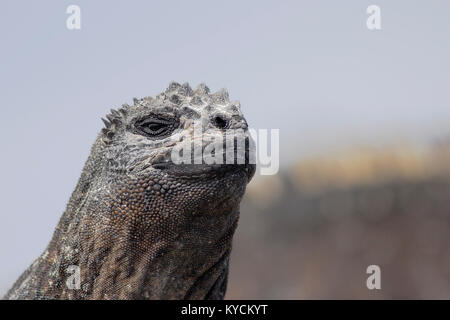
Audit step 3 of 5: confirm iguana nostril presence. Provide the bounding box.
[212,115,228,129]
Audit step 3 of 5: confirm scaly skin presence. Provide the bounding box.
[4,82,255,300]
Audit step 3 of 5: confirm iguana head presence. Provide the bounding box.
[90,82,255,298]
[100,81,255,216]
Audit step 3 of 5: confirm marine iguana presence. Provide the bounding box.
[4,82,255,300]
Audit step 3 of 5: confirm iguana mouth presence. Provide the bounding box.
[151,138,256,180]
[153,162,255,181]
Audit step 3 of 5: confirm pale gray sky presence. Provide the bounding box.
[1,0,449,295]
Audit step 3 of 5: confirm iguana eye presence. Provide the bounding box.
[142,121,169,134]
[134,116,178,139]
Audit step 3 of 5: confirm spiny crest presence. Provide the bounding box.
[101,104,129,143]
[162,81,230,106]
[211,88,229,103]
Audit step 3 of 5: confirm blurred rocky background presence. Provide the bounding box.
[226,139,450,299]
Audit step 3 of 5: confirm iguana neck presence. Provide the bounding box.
[5,168,240,299]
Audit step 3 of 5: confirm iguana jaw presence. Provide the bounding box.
[152,162,256,181]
